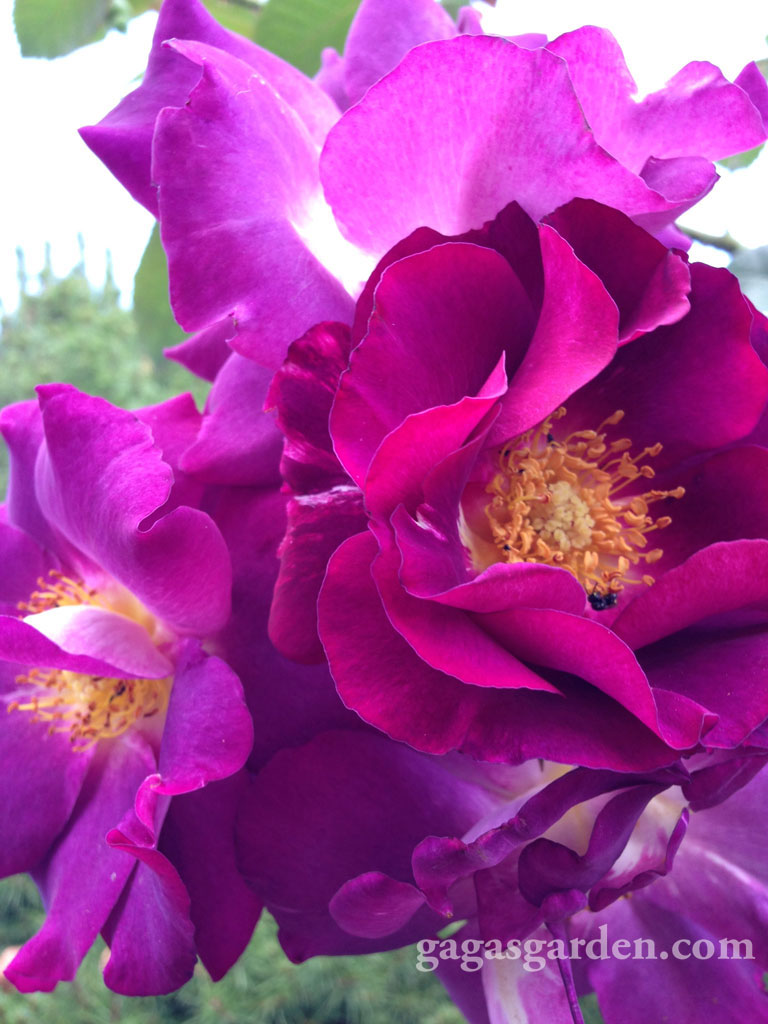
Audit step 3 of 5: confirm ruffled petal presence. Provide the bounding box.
[152,41,358,368]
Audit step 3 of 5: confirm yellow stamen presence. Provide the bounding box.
[11,570,171,748]
[484,407,684,595]
[18,571,106,614]
[8,668,170,752]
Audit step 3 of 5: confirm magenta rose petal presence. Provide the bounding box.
[0,521,51,611]
[165,320,234,383]
[269,491,367,663]
[3,734,154,992]
[547,26,768,171]
[153,40,356,368]
[364,382,505,521]
[80,0,338,214]
[321,36,685,256]
[566,265,768,469]
[209,486,363,769]
[371,530,559,693]
[0,701,93,877]
[318,534,681,769]
[318,532,487,754]
[612,540,768,650]
[341,0,456,106]
[477,607,706,748]
[647,447,768,574]
[237,730,490,958]
[329,872,426,939]
[647,769,768,959]
[585,900,768,1024]
[33,386,232,635]
[180,354,283,487]
[266,321,354,494]
[161,774,262,981]
[101,855,196,995]
[0,615,165,679]
[543,199,691,342]
[482,941,578,1024]
[16,606,173,678]
[488,223,620,443]
[640,627,768,749]
[155,640,253,796]
[0,400,61,554]
[392,508,586,612]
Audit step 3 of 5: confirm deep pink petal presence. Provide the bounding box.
[565,265,768,469]
[318,532,683,770]
[269,489,367,663]
[21,606,173,678]
[613,540,768,650]
[548,27,768,171]
[332,242,529,486]
[543,199,691,343]
[165,319,233,382]
[488,223,620,443]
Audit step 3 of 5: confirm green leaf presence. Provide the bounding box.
[718,143,764,171]
[14,0,112,57]
[440,0,464,18]
[13,0,157,58]
[254,0,359,75]
[133,224,186,361]
[202,0,261,41]
[579,993,607,1024]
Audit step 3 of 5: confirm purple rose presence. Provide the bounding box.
[81,0,768,371]
[268,199,768,773]
[0,386,256,994]
[238,727,768,1024]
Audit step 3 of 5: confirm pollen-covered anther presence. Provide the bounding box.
[17,571,104,614]
[8,668,170,751]
[485,407,685,595]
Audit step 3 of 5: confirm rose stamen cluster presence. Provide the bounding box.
[485,408,685,594]
[10,569,173,750]
[18,572,104,614]
[9,668,170,752]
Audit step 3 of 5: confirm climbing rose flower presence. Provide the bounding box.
[80,0,768,371]
[238,727,768,1024]
[0,385,255,994]
[268,198,768,772]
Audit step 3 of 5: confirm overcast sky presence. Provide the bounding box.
[1,0,767,314]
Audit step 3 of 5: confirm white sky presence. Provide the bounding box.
[1,0,767,314]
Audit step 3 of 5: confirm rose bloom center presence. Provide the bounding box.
[462,408,684,604]
[8,572,171,751]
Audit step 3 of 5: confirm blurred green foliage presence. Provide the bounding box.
[0,246,206,492]
[13,0,157,58]
[254,0,359,75]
